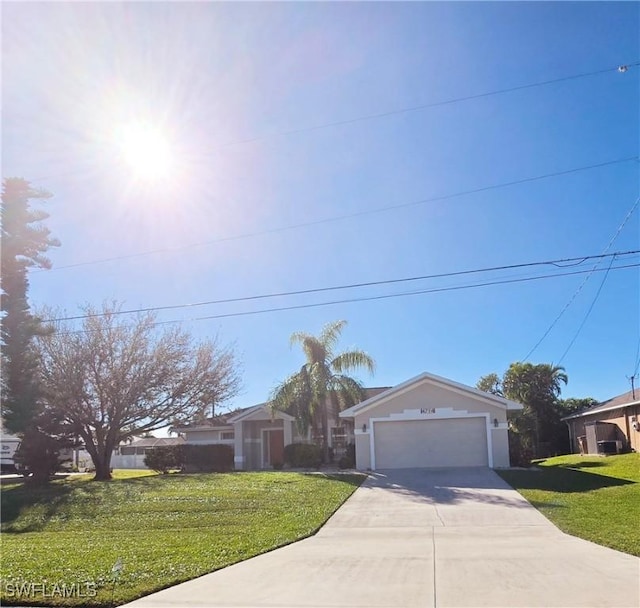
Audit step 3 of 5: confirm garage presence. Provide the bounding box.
[340,371,523,470]
[374,417,489,469]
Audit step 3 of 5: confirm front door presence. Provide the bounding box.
[264,429,284,467]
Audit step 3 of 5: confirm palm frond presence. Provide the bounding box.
[268,367,316,434]
[269,370,304,412]
[330,375,367,411]
[319,320,347,360]
[291,333,326,365]
[331,350,376,375]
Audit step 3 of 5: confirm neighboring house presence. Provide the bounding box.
[111,436,185,470]
[340,371,523,470]
[562,390,640,455]
[173,388,390,470]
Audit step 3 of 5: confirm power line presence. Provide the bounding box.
[558,254,617,365]
[47,250,640,322]
[51,261,640,336]
[221,62,640,147]
[27,60,639,186]
[523,195,640,361]
[633,336,640,378]
[34,156,639,273]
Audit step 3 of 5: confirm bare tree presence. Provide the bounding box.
[37,304,241,480]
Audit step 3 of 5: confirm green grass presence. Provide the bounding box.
[1,470,364,607]
[498,453,639,556]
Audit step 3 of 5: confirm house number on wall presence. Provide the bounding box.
[420,408,436,414]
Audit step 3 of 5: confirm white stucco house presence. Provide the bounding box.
[174,388,389,470]
[172,372,522,471]
[339,371,523,469]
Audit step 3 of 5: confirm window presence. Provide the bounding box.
[331,427,348,452]
[221,432,234,440]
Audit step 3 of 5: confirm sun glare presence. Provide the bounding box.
[117,123,172,181]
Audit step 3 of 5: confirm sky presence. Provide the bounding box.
[2,1,639,420]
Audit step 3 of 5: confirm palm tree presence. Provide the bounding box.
[269,320,375,462]
[503,362,568,457]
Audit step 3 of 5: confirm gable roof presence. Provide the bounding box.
[339,371,523,418]
[562,390,640,421]
[228,403,295,423]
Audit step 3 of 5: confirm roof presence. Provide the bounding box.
[228,403,295,423]
[361,387,393,399]
[230,389,391,422]
[562,390,640,421]
[339,371,524,418]
[126,437,184,448]
[172,388,393,430]
[172,408,249,431]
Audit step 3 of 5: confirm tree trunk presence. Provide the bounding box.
[321,401,330,464]
[93,454,113,481]
[92,439,114,481]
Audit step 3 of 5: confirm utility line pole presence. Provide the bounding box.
[627,374,637,400]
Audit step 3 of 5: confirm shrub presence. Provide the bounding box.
[338,443,356,469]
[144,444,233,473]
[508,431,534,468]
[182,444,234,473]
[13,428,69,484]
[283,443,322,468]
[144,446,182,473]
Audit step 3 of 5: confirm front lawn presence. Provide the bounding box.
[498,453,639,556]
[1,471,364,607]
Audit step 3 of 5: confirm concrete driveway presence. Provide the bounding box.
[125,468,639,607]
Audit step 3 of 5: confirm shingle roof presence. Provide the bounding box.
[127,437,185,448]
[562,389,639,420]
[176,407,250,429]
[175,389,393,430]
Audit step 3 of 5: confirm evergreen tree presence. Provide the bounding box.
[1,178,60,433]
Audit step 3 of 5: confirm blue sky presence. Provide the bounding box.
[3,2,639,414]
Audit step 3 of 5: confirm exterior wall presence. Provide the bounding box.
[354,433,371,470]
[568,405,640,454]
[184,428,235,445]
[629,405,640,452]
[490,428,510,468]
[242,419,285,469]
[183,411,294,471]
[352,381,508,429]
[111,453,149,469]
[351,380,511,470]
[291,426,307,443]
[244,441,261,470]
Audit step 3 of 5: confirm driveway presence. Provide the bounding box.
[125,468,639,607]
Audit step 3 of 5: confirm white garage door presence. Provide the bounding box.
[374,417,489,469]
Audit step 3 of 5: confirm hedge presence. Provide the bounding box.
[143,445,182,473]
[182,444,234,472]
[283,443,322,468]
[143,444,234,473]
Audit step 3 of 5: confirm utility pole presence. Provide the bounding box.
[627,374,637,400]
